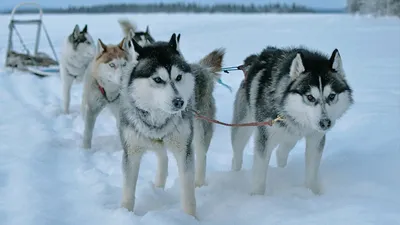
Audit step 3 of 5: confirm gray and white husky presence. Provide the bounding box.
[60,24,96,114]
[231,46,354,195]
[81,37,134,149]
[118,33,224,217]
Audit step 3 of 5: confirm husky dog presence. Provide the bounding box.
[118,33,224,217]
[60,24,96,114]
[81,38,133,149]
[231,46,353,195]
[118,18,155,47]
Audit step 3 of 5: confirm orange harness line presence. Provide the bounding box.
[191,109,284,127]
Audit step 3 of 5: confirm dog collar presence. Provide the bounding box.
[96,81,120,103]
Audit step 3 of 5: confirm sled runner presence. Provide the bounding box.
[5,2,59,77]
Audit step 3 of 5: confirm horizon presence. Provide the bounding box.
[0,0,347,11]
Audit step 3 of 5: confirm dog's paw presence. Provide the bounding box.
[276,158,288,168]
[195,180,208,188]
[82,142,91,150]
[183,204,197,218]
[276,150,289,168]
[152,181,166,189]
[306,180,323,195]
[250,188,266,196]
[231,158,243,171]
[121,200,134,212]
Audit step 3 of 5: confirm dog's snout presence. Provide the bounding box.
[319,118,332,130]
[172,97,184,109]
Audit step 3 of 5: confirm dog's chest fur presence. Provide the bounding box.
[120,106,191,147]
[62,52,93,79]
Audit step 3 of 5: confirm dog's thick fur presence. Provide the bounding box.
[231,46,353,195]
[81,37,133,149]
[60,24,96,114]
[118,33,224,217]
[191,48,224,187]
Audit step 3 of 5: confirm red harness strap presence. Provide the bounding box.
[97,83,106,96]
[96,81,120,103]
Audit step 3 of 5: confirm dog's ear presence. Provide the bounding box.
[145,25,150,34]
[72,24,80,39]
[177,33,181,43]
[131,38,144,55]
[82,24,88,33]
[97,39,107,54]
[118,37,125,49]
[329,49,343,74]
[119,37,132,52]
[168,33,179,51]
[289,52,305,79]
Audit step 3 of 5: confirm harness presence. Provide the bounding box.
[217,65,249,92]
[96,81,120,103]
[66,67,79,79]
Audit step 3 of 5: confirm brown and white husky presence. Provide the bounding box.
[81,37,134,149]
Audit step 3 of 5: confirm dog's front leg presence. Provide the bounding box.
[82,101,104,149]
[305,132,325,195]
[154,149,168,188]
[172,146,196,217]
[166,127,196,217]
[251,127,278,195]
[121,147,144,212]
[61,70,74,114]
[193,121,211,187]
[275,140,298,168]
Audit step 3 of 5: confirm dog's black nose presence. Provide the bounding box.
[172,97,184,109]
[319,118,332,130]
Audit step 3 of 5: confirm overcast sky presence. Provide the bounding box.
[1,0,347,10]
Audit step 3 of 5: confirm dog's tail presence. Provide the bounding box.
[118,18,137,38]
[199,48,225,74]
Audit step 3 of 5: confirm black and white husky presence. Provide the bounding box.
[118,18,155,47]
[118,33,224,217]
[231,46,354,195]
[60,24,96,114]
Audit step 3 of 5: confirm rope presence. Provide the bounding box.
[222,66,241,74]
[216,65,247,92]
[217,78,233,92]
[189,109,285,127]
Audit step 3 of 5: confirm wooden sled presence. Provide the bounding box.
[4,2,59,77]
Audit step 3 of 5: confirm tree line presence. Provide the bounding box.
[1,3,317,14]
[347,0,400,16]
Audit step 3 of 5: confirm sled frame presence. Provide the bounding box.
[5,2,59,72]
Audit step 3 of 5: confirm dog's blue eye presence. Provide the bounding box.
[122,62,127,67]
[306,94,316,102]
[109,63,115,68]
[153,77,163,83]
[328,93,336,101]
[176,74,182,81]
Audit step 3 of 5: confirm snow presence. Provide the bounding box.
[0,13,400,225]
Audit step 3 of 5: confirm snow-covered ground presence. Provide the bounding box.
[0,13,399,225]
